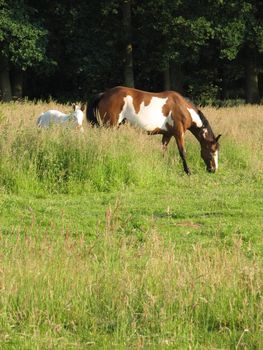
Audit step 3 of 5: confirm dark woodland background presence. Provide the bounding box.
[0,0,263,105]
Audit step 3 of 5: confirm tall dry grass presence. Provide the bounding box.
[1,100,262,140]
[204,104,263,151]
[0,101,174,194]
[0,101,263,195]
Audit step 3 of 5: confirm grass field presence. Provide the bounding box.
[0,101,262,349]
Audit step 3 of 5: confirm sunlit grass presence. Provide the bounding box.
[1,218,262,349]
[0,101,263,349]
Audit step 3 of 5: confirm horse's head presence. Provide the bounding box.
[72,103,85,125]
[200,134,221,173]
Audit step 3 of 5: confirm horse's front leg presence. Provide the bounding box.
[174,133,191,175]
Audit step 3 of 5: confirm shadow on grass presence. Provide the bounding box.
[152,211,224,220]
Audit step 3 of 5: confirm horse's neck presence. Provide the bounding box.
[67,113,76,122]
[189,124,200,138]
[189,114,214,145]
[189,124,207,145]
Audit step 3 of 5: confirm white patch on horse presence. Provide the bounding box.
[202,128,208,138]
[166,111,174,127]
[118,95,169,132]
[118,96,130,124]
[213,150,219,170]
[187,108,203,128]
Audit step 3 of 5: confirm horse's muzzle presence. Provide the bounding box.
[207,167,216,173]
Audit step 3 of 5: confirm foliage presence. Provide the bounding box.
[210,0,263,60]
[0,1,263,101]
[0,0,47,69]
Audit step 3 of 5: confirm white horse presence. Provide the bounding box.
[37,103,85,132]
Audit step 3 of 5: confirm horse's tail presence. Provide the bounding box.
[36,116,41,126]
[36,113,44,127]
[86,92,104,126]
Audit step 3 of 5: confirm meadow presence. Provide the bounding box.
[0,101,262,349]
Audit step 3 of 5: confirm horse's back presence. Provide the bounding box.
[89,86,199,131]
[101,86,194,112]
[37,109,67,127]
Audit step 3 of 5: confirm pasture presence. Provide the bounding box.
[0,101,262,349]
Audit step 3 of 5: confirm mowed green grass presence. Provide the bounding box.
[0,102,262,349]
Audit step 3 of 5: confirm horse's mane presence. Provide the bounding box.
[197,109,216,138]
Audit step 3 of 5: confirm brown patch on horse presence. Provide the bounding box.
[161,92,195,132]
[98,87,126,125]
[162,96,173,117]
[131,90,153,114]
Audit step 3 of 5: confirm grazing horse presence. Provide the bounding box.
[37,103,85,132]
[87,86,221,174]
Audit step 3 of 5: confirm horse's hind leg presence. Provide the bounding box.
[174,133,191,175]
[162,134,172,156]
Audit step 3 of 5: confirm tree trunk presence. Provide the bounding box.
[170,63,184,94]
[11,69,23,99]
[219,63,229,100]
[0,54,12,101]
[122,0,134,88]
[245,49,260,104]
[163,65,171,90]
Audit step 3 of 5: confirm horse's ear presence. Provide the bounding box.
[72,103,76,111]
[80,103,85,111]
[215,134,222,142]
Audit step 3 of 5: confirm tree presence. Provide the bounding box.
[210,0,263,103]
[1,0,261,103]
[122,0,134,87]
[0,0,47,100]
[133,0,214,92]
[24,0,127,99]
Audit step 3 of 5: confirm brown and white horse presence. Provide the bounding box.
[87,86,221,174]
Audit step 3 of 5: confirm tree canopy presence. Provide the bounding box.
[0,0,262,104]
